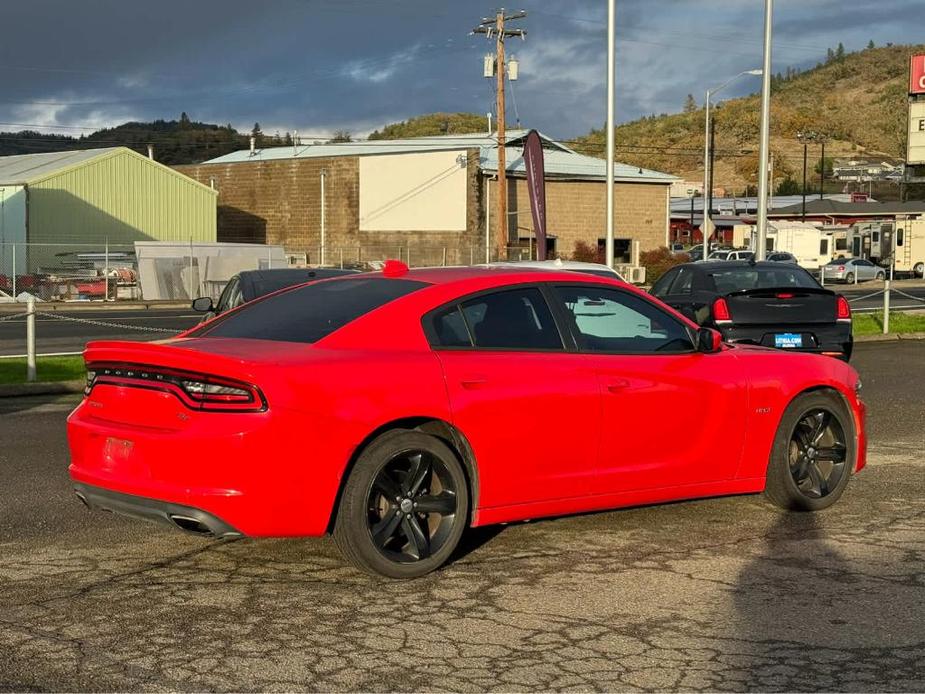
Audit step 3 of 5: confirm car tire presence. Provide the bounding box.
[915,262,924,278]
[844,272,855,284]
[876,271,885,281]
[333,429,469,579]
[764,390,856,512]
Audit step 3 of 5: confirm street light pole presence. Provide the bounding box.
[605,0,615,268]
[702,89,712,259]
[702,69,762,260]
[754,0,774,262]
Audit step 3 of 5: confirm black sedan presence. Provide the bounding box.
[650,261,853,360]
[192,267,359,321]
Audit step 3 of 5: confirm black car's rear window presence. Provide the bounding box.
[708,267,819,293]
[191,277,428,344]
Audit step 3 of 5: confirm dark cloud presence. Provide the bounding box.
[0,0,920,141]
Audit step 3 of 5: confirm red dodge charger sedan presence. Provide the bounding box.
[68,263,866,578]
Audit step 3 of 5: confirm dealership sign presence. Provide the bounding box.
[907,102,925,165]
[911,55,925,94]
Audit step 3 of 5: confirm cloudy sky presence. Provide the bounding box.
[0,0,921,141]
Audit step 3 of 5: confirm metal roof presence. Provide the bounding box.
[670,193,862,214]
[769,199,925,216]
[479,146,676,183]
[0,148,121,185]
[202,129,573,164]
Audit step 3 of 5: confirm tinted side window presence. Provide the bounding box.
[191,278,428,344]
[216,277,239,313]
[668,267,694,295]
[460,287,562,350]
[650,269,678,298]
[554,286,694,354]
[431,305,472,347]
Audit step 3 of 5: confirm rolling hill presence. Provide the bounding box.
[571,43,923,192]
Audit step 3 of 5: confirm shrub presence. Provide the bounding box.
[572,240,604,264]
[639,246,690,285]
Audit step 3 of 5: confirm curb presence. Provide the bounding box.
[0,380,85,398]
[854,331,925,342]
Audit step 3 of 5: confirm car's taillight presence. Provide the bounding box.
[86,363,265,412]
[712,297,732,324]
[836,295,851,321]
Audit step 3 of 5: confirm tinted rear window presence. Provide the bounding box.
[191,277,427,344]
[709,267,819,293]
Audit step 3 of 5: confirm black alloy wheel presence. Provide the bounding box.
[333,429,469,578]
[787,409,848,499]
[366,449,458,563]
[765,391,855,512]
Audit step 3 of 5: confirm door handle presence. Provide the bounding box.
[460,377,488,390]
[606,379,630,393]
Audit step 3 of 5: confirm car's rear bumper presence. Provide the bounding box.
[719,324,853,360]
[67,393,339,538]
[73,482,243,537]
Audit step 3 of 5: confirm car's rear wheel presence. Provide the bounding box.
[333,429,469,578]
[764,391,855,512]
[875,270,885,280]
[844,272,855,283]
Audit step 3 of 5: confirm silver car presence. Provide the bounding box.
[822,257,886,283]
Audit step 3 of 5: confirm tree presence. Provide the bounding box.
[835,42,845,61]
[776,177,802,195]
[814,156,834,177]
[179,112,191,129]
[867,39,875,50]
[683,94,697,113]
[826,47,835,63]
[329,130,353,143]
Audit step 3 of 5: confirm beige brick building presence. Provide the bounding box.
[175,131,676,266]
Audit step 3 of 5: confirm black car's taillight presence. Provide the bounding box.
[85,363,266,412]
[836,295,851,322]
[712,297,732,324]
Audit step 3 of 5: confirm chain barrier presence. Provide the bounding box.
[34,311,184,334]
[0,312,29,322]
[846,290,884,304]
[892,290,925,303]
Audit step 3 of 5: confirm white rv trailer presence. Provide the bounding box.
[750,222,833,271]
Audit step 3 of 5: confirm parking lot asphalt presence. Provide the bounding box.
[0,341,923,691]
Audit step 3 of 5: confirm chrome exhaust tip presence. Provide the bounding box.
[168,514,213,536]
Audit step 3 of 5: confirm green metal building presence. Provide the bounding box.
[0,147,216,274]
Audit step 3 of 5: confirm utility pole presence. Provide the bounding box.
[605,0,615,268]
[473,9,526,261]
[818,134,828,200]
[754,0,773,261]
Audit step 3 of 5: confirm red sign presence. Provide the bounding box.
[910,55,925,94]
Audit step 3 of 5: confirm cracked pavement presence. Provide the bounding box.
[1,341,923,691]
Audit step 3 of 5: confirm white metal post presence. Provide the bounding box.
[755,0,774,261]
[605,0,616,268]
[485,177,491,263]
[320,169,327,266]
[883,263,892,334]
[26,296,35,382]
[104,238,109,302]
[11,243,16,299]
[188,239,195,299]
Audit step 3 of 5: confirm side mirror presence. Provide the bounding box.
[192,296,214,312]
[697,327,723,353]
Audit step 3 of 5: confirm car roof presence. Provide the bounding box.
[487,260,620,274]
[236,268,357,283]
[689,260,805,271]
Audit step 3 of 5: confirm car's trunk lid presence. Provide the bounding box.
[724,287,837,325]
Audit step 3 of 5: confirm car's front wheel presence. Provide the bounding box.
[764,391,856,512]
[914,262,924,278]
[333,429,469,578]
[875,270,886,281]
[844,272,855,283]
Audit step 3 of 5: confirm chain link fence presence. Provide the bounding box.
[0,241,544,304]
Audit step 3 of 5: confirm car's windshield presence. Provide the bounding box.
[190,277,428,343]
[708,267,819,293]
